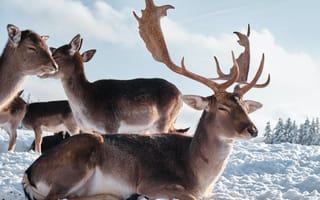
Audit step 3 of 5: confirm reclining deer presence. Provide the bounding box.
[0,91,26,151]
[0,24,57,111]
[22,0,270,199]
[43,34,187,135]
[22,100,80,153]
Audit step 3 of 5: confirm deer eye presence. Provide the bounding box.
[27,46,37,53]
[218,105,230,113]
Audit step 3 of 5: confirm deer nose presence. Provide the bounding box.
[247,126,258,137]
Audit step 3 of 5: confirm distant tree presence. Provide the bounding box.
[272,118,285,144]
[300,118,311,145]
[263,121,272,144]
[263,117,320,145]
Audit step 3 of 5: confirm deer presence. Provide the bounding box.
[22,100,80,153]
[0,24,58,111]
[22,0,270,199]
[0,91,26,151]
[43,34,187,136]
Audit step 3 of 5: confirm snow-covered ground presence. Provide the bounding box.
[0,130,320,200]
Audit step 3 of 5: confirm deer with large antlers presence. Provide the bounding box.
[0,91,26,151]
[22,1,270,199]
[0,24,57,111]
[42,35,186,135]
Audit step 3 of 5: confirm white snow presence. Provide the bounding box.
[0,130,319,199]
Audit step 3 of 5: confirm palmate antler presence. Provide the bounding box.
[134,0,269,95]
[212,24,270,89]
[213,24,251,83]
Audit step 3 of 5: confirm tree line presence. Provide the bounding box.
[263,117,320,145]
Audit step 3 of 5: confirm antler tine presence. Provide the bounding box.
[134,0,239,93]
[236,53,269,96]
[247,24,250,37]
[254,73,270,88]
[179,57,221,93]
[219,51,239,91]
[210,56,233,80]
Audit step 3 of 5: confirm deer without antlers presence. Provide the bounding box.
[22,100,80,153]
[22,0,270,199]
[42,35,186,135]
[0,24,57,111]
[0,91,26,151]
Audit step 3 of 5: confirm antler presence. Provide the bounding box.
[234,53,270,96]
[133,0,238,93]
[212,24,269,89]
[212,24,250,83]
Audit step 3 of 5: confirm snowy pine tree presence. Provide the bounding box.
[272,118,285,144]
[263,117,320,145]
[263,121,273,144]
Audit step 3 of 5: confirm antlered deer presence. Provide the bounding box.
[44,36,186,135]
[22,0,270,199]
[0,24,57,111]
[22,100,80,153]
[0,91,26,151]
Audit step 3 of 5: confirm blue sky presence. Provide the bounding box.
[1,0,320,133]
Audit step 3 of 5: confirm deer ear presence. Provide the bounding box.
[41,35,49,41]
[69,34,82,55]
[7,24,21,46]
[81,49,96,63]
[244,100,262,113]
[181,95,209,110]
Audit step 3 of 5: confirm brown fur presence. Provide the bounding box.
[45,35,183,135]
[23,90,261,199]
[0,25,57,111]
[0,91,26,151]
[22,100,80,153]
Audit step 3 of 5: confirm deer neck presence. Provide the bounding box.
[60,62,91,106]
[0,45,27,110]
[188,111,234,196]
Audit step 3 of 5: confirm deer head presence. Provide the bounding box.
[41,35,95,80]
[5,24,58,77]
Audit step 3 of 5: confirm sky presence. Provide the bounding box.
[1,0,320,133]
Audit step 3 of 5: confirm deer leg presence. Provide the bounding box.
[33,126,43,153]
[6,126,17,151]
[64,116,80,135]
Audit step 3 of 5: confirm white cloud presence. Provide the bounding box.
[1,0,138,46]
